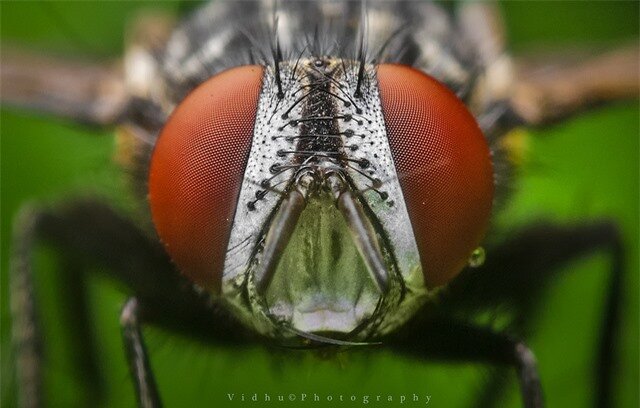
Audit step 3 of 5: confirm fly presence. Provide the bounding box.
[1,1,638,408]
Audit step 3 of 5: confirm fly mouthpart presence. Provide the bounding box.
[282,324,382,347]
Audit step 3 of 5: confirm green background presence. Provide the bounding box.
[1,1,638,407]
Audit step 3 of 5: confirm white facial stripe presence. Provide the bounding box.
[338,66,426,293]
[222,64,300,287]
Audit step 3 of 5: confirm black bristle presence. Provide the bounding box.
[271,11,284,100]
[354,4,367,98]
[274,39,284,99]
[289,45,307,82]
[354,40,366,98]
[374,26,408,64]
[312,24,320,56]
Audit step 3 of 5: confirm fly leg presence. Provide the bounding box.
[0,51,128,126]
[8,199,250,408]
[457,2,638,128]
[0,9,174,126]
[8,201,169,407]
[385,319,543,408]
[10,207,44,408]
[10,204,110,407]
[511,46,639,127]
[120,298,161,408]
[445,221,625,408]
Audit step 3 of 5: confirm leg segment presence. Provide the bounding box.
[511,45,638,127]
[595,226,624,408]
[0,51,128,126]
[120,298,162,408]
[1,9,175,127]
[10,207,44,408]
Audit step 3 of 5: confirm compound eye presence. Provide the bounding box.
[377,64,494,288]
[149,65,264,292]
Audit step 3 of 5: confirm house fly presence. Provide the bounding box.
[1,1,638,407]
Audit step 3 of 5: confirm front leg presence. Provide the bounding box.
[8,199,250,407]
[444,221,625,407]
[385,319,544,408]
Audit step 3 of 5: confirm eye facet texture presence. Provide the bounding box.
[149,65,263,291]
[377,64,494,288]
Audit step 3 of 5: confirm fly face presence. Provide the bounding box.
[147,54,494,342]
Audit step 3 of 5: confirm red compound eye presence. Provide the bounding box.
[377,64,494,288]
[149,65,264,292]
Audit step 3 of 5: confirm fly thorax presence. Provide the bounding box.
[221,58,429,343]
